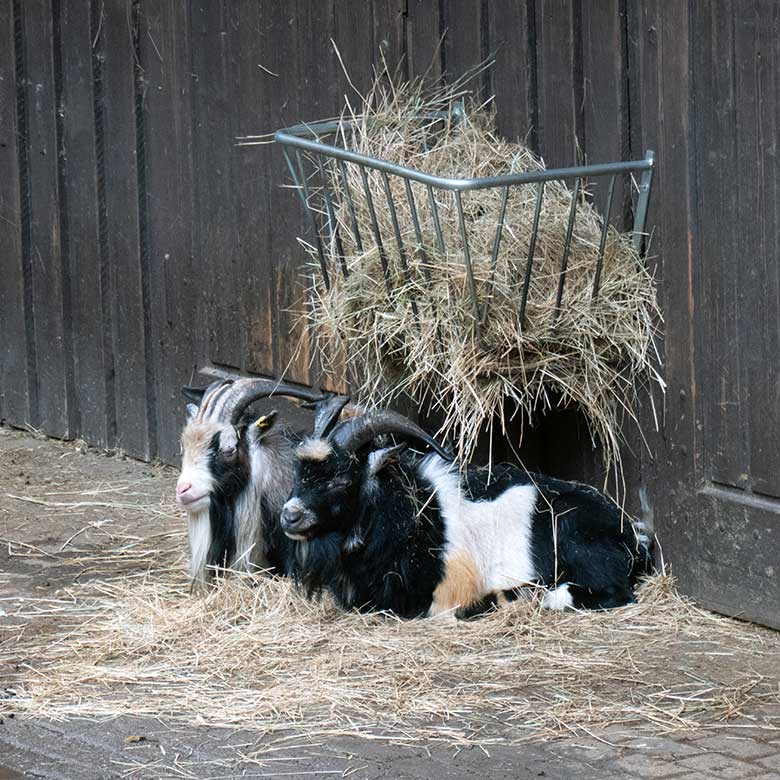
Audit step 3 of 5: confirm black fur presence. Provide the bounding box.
[204,426,292,577]
[286,444,651,617]
[286,448,446,618]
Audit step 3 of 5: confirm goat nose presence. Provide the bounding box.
[282,505,303,525]
[176,481,192,496]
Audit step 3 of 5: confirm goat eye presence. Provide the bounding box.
[222,446,236,459]
[328,477,351,491]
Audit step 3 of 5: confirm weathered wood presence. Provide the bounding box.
[489,0,535,145]
[534,0,580,167]
[406,0,443,79]
[191,1,244,376]
[100,0,151,459]
[692,0,744,490]
[736,1,780,497]
[22,0,72,438]
[139,0,196,464]
[628,0,697,555]
[59,0,109,446]
[0,2,30,425]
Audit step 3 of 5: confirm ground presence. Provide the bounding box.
[0,425,778,779]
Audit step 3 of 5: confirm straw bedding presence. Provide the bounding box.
[5,563,779,748]
[304,76,662,465]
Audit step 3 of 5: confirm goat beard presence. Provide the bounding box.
[289,531,345,599]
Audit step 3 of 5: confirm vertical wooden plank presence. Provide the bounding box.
[333,0,374,95]
[0,2,30,425]
[372,0,405,77]
[22,0,72,437]
[441,0,486,91]
[627,0,697,578]
[489,0,535,145]
[737,1,780,496]
[191,1,245,375]
[534,0,580,167]
[691,0,745,489]
[59,0,110,446]
[139,0,196,462]
[406,0,443,80]
[99,0,151,459]
[580,0,629,218]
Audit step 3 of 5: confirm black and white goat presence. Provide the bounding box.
[280,411,652,618]
[176,377,348,583]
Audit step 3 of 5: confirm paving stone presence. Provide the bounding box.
[619,736,704,757]
[615,753,687,779]
[678,751,757,779]
[694,736,778,760]
[756,754,780,773]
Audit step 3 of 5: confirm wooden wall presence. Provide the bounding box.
[1,1,779,624]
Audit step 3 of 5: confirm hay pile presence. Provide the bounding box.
[304,75,662,465]
[5,568,779,749]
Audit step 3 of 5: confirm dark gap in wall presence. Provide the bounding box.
[91,0,117,446]
[438,0,447,77]
[571,0,585,163]
[525,0,538,153]
[619,0,633,229]
[12,0,38,426]
[52,0,77,437]
[479,0,491,99]
[132,0,158,458]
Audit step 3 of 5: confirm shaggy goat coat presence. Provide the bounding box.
[286,450,651,618]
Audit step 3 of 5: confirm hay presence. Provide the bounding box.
[4,565,779,750]
[302,73,663,467]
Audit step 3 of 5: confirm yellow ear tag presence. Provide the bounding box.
[254,414,275,430]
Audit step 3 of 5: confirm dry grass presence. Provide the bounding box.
[301,72,663,470]
[4,563,779,749]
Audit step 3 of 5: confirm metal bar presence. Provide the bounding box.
[316,154,348,278]
[592,175,616,299]
[294,150,330,291]
[337,158,363,253]
[427,185,446,255]
[480,185,511,325]
[403,179,433,283]
[276,126,654,192]
[455,191,482,341]
[519,181,545,328]
[283,149,307,208]
[381,172,418,317]
[555,177,581,312]
[358,164,392,294]
[631,150,655,258]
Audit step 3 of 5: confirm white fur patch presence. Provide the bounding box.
[419,455,539,596]
[188,508,211,582]
[296,438,333,461]
[542,583,574,611]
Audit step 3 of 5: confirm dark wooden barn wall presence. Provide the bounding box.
[1,2,779,624]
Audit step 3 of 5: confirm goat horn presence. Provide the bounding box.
[310,395,351,438]
[225,378,327,425]
[329,410,452,461]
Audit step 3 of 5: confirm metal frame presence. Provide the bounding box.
[275,117,655,341]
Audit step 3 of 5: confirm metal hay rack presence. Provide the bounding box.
[275,112,655,344]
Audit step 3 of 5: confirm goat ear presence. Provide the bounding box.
[249,409,279,439]
[367,443,407,476]
[182,385,206,404]
[186,403,199,420]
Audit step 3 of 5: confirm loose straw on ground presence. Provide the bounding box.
[3,562,779,749]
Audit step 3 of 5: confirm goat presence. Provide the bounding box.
[280,410,652,618]
[176,377,348,584]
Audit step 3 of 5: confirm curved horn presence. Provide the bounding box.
[181,385,207,404]
[330,410,452,460]
[225,378,327,425]
[311,395,351,438]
